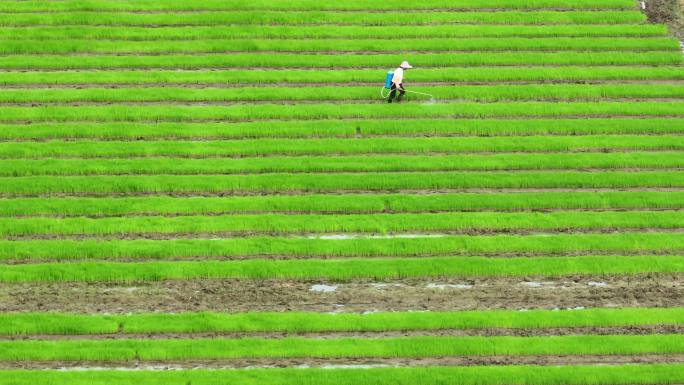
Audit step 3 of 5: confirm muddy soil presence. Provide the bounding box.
[3,354,684,370]
[1,274,681,314]
[4,325,683,341]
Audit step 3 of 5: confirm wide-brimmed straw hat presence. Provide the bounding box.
[400,61,413,69]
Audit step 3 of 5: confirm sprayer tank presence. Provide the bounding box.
[384,71,394,89]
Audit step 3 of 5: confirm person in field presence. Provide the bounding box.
[387,61,413,103]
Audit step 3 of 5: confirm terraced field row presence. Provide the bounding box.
[0,0,682,383]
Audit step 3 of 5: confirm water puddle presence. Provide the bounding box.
[309,284,338,293]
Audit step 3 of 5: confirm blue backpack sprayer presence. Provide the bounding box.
[380,70,435,101]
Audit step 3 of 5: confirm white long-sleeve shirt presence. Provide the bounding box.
[391,67,404,84]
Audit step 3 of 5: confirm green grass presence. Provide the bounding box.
[1,67,683,86]
[0,0,636,12]
[2,211,681,237]
[1,102,683,123]
[0,233,681,262]
[2,37,678,54]
[2,137,680,159]
[0,11,647,27]
[0,192,680,217]
[1,255,683,282]
[5,84,684,103]
[0,25,667,40]
[1,364,684,385]
[1,52,679,70]
[2,308,684,335]
[1,335,683,361]
[1,172,682,196]
[3,152,680,176]
[1,119,682,140]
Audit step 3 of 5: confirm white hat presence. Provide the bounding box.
[400,61,413,69]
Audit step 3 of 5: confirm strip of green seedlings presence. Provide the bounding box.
[1,172,682,196]
[1,119,682,140]
[3,307,684,335]
[1,102,683,123]
[1,365,684,385]
[1,137,679,159]
[3,67,683,87]
[5,84,683,103]
[0,11,647,27]
[3,38,677,54]
[4,153,681,177]
[0,192,681,217]
[1,52,679,70]
[1,335,683,362]
[0,25,666,41]
[1,255,683,283]
[0,0,635,12]
[0,233,682,262]
[3,211,681,237]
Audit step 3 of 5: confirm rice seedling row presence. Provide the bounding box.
[2,67,683,87]
[3,38,678,55]
[1,137,679,159]
[0,0,636,12]
[1,102,683,123]
[0,11,648,27]
[2,210,682,238]
[0,232,682,262]
[5,83,684,103]
[2,308,683,336]
[0,334,682,362]
[0,25,667,41]
[2,171,682,196]
[1,118,681,140]
[3,152,681,176]
[1,52,679,70]
[2,255,683,283]
[1,192,681,217]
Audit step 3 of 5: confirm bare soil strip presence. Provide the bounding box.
[6,228,684,242]
[1,275,681,313]
[2,354,683,370]
[4,187,684,199]
[3,325,683,341]
[9,207,684,220]
[5,98,684,107]
[5,80,684,89]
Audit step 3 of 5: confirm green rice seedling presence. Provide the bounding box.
[2,152,682,175]
[0,334,683,361]
[0,11,648,27]
[1,67,683,86]
[0,118,681,140]
[0,232,681,262]
[0,137,679,159]
[0,25,667,41]
[2,37,678,54]
[1,211,681,238]
[0,102,682,123]
[0,313,120,335]
[2,152,680,177]
[0,52,679,70]
[0,0,636,12]
[1,255,682,282]
[0,364,683,385]
[0,192,680,217]
[0,171,681,196]
[2,307,683,335]
[2,83,683,103]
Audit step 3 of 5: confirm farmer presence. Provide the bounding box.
[387,61,413,103]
